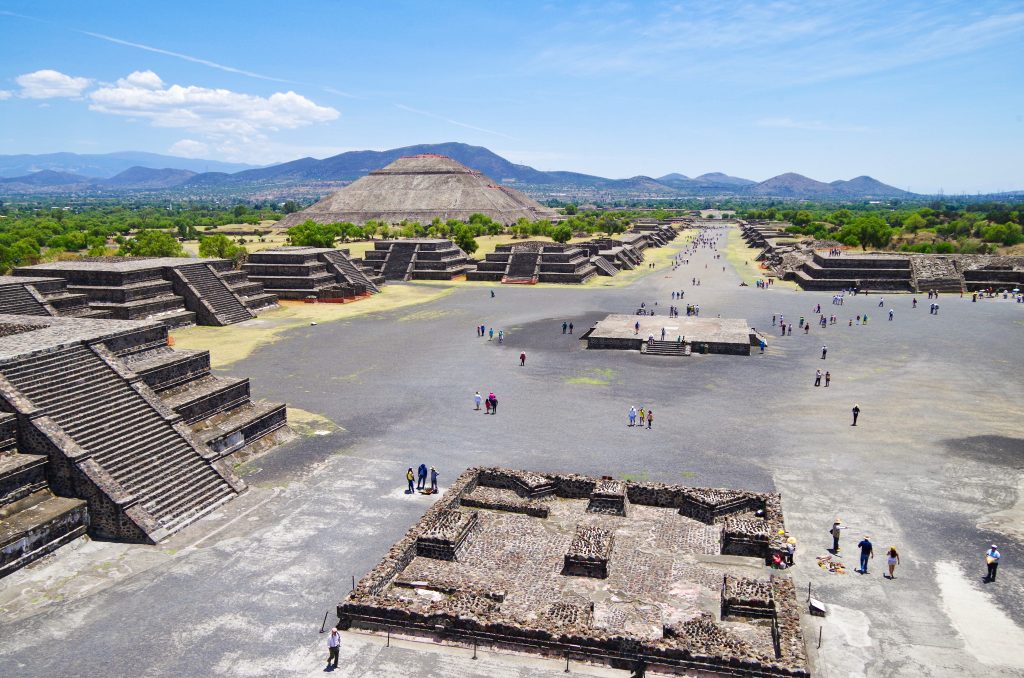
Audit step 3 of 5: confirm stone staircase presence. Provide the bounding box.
[503,251,540,283]
[0,344,239,538]
[590,256,619,277]
[380,243,417,280]
[642,339,690,356]
[910,256,964,293]
[174,263,253,325]
[0,412,89,578]
[0,282,51,316]
[321,250,380,293]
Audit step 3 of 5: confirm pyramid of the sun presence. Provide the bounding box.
[277,154,559,227]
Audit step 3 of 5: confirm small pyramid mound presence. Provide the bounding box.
[278,154,559,227]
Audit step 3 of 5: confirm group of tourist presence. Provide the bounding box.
[473,390,499,414]
[476,325,505,343]
[405,463,439,494]
[627,406,654,429]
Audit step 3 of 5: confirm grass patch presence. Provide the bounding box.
[172,285,453,368]
[723,229,800,290]
[287,407,344,437]
[620,471,650,483]
[564,367,617,386]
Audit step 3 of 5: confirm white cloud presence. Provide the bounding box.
[15,69,91,98]
[755,117,869,133]
[0,90,12,100]
[117,69,163,89]
[88,71,340,138]
[168,139,210,158]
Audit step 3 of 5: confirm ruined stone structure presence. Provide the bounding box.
[577,238,645,272]
[582,314,760,356]
[361,239,473,281]
[0,314,289,577]
[338,467,805,678]
[15,258,276,327]
[276,154,560,227]
[743,222,1024,293]
[0,275,114,321]
[467,242,598,284]
[242,247,383,300]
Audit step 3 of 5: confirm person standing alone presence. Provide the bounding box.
[326,627,341,670]
[830,520,844,553]
[520,352,526,366]
[985,545,1000,582]
[857,535,874,574]
[852,404,860,426]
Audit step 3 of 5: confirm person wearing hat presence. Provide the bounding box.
[985,545,1001,582]
[785,534,797,565]
[430,466,439,493]
[857,535,874,574]
[830,519,845,553]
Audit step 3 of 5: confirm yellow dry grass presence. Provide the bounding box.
[724,228,800,290]
[171,285,454,368]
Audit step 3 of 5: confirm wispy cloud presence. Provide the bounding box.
[394,104,516,140]
[755,117,869,133]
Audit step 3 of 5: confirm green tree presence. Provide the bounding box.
[199,234,248,265]
[551,224,572,243]
[453,227,479,254]
[288,220,338,248]
[117,230,185,257]
[281,201,299,214]
[563,203,578,215]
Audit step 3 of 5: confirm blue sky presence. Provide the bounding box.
[0,1,1022,193]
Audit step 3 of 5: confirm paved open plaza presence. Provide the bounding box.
[1,227,1022,677]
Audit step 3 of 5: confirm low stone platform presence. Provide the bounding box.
[583,314,756,356]
[338,467,805,678]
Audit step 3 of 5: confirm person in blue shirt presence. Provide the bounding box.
[857,536,874,574]
[985,545,1000,582]
[416,463,428,491]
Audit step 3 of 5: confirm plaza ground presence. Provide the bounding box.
[1,228,1023,677]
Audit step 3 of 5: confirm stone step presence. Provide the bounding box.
[126,348,211,392]
[194,401,288,457]
[240,292,278,311]
[159,375,250,424]
[0,494,89,578]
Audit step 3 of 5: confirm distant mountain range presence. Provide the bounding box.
[0,143,924,199]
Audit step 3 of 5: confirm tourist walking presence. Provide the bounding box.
[488,327,494,340]
[830,519,844,553]
[417,463,428,490]
[520,351,526,366]
[888,309,894,321]
[628,406,637,427]
[430,466,439,492]
[638,408,646,427]
[569,322,574,334]
[985,545,1000,582]
[821,345,827,359]
[484,396,491,414]
[814,370,822,387]
[562,321,568,334]
[857,535,874,574]
[474,391,482,410]
[647,409,653,429]
[852,404,860,426]
[886,546,900,579]
[406,468,415,494]
[634,321,640,335]
[488,392,498,414]
[824,371,831,387]
[326,627,341,670]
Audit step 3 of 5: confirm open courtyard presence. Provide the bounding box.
[1,227,1022,677]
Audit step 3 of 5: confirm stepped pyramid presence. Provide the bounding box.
[278,154,559,227]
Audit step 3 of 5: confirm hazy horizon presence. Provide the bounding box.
[1,1,1022,194]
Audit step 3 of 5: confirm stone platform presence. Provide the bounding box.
[583,314,756,356]
[338,467,805,678]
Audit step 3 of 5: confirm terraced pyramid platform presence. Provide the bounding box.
[15,258,277,327]
[0,314,290,575]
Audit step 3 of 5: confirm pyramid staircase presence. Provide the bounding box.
[0,283,51,316]
[321,250,380,293]
[173,263,254,326]
[0,344,242,541]
[503,251,540,284]
[590,256,619,277]
[380,243,418,280]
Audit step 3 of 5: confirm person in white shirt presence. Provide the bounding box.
[326,627,341,669]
